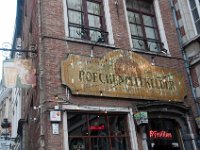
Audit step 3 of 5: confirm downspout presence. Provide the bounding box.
[169,0,200,115]
[37,0,46,149]
[169,0,199,149]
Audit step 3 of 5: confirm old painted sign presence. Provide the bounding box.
[61,50,186,101]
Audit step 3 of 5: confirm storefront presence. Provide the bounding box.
[61,50,193,150]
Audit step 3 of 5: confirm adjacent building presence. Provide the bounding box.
[11,0,200,149]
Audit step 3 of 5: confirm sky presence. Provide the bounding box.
[0,1,17,79]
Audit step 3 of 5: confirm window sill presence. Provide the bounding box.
[66,37,116,49]
[131,48,170,57]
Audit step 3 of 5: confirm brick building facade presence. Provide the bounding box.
[12,0,200,149]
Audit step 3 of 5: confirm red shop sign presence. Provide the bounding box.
[149,130,173,139]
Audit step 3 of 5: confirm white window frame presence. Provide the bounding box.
[63,105,138,150]
[62,0,114,46]
[124,0,170,55]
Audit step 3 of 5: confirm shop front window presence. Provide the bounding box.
[147,119,182,150]
[67,112,131,150]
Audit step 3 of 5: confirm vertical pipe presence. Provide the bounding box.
[169,0,200,115]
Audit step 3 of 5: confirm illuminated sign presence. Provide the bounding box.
[149,130,173,139]
[61,50,186,101]
[89,125,105,130]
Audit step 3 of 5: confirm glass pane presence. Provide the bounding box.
[145,27,157,39]
[69,138,89,150]
[111,138,129,150]
[89,114,108,135]
[148,41,160,52]
[91,137,109,150]
[128,12,140,24]
[192,8,199,21]
[143,15,154,27]
[130,24,143,36]
[139,1,153,13]
[68,10,83,24]
[88,15,101,28]
[195,20,200,34]
[90,30,102,41]
[126,0,139,10]
[87,1,100,15]
[67,0,82,10]
[132,39,145,50]
[189,0,196,8]
[67,113,88,136]
[109,115,127,136]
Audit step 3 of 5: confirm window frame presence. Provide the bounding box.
[67,111,131,150]
[126,0,163,53]
[66,0,108,43]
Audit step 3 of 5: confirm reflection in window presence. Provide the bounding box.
[66,0,107,42]
[67,112,131,150]
[189,0,200,34]
[126,0,162,52]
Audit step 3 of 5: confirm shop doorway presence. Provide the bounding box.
[147,119,182,150]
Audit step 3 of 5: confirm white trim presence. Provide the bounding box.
[63,112,69,150]
[123,0,133,48]
[62,105,139,150]
[62,0,69,37]
[154,0,170,55]
[104,0,114,45]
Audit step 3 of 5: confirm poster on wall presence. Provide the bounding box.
[2,59,36,88]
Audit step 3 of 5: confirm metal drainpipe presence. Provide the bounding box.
[169,0,200,115]
[38,0,46,149]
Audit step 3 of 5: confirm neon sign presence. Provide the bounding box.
[89,125,105,130]
[149,130,173,139]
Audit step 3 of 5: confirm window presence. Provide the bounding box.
[126,0,162,52]
[67,112,131,150]
[189,0,200,34]
[66,0,107,42]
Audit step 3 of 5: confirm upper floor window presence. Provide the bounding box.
[189,0,200,34]
[66,0,107,42]
[126,0,162,52]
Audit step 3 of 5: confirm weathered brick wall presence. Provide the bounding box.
[20,0,198,149]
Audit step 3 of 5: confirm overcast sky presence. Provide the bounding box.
[0,1,17,79]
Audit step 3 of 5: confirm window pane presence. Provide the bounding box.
[132,39,145,50]
[192,8,200,21]
[111,138,129,150]
[195,20,200,34]
[128,12,140,24]
[143,15,154,27]
[189,0,196,8]
[68,10,83,24]
[89,114,108,135]
[139,1,153,13]
[68,113,87,136]
[87,1,100,15]
[88,15,101,28]
[91,137,109,150]
[145,27,157,39]
[148,41,160,52]
[67,0,82,10]
[69,138,89,150]
[126,0,139,10]
[109,116,127,136]
[69,27,82,38]
[130,24,143,36]
[90,30,102,41]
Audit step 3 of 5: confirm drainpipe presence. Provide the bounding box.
[169,0,200,115]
